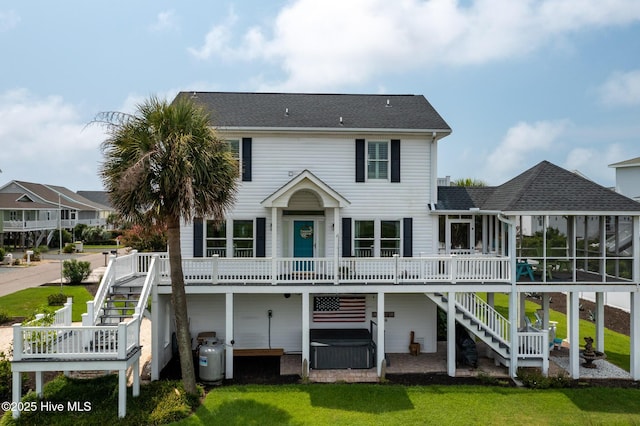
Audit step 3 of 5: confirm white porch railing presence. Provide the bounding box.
[13,315,141,361]
[518,330,550,374]
[154,254,511,285]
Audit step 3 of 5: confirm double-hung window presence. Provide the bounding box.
[354,220,374,257]
[233,220,254,257]
[205,220,226,257]
[226,139,241,176]
[380,220,400,257]
[367,141,389,180]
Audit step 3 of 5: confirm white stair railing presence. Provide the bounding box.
[455,292,511,345]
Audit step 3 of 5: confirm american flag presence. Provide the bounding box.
[313,296,366,322]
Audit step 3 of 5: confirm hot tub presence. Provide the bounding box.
[310,328,376,369]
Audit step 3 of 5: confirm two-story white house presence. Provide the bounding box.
[143,92,640,382]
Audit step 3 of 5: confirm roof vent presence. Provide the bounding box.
[285,107,289,116]
[386,98,391,107]
[191,92,197,98]
[339,116,343,125]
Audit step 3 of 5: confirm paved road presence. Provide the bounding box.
[0,250,113,298]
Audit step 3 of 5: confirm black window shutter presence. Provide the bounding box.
[342,217,352,257]
[256,217,266,257]
[355,139,365,182]
[391,139,401,182]
[403,217,413,257]
[193,217,204,258]
[242,137,252,182]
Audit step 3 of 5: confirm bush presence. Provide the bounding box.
[0,351,12,400]
[62,243,75,254]
[62,259,91,284]
[0,310,9,324]
[0,247,5,259]
[12,258,21,266]
[37,244,50,253]
[516,368,573,389]
[48,229,72,249]
[48,293,68,306]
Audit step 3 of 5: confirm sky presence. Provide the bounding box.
[0,0,639,191]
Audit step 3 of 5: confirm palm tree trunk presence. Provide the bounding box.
[167,216,197,394]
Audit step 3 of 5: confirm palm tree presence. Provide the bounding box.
[452,177,487,187]
[95,96,238,394]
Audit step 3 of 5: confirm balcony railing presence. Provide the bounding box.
[149,254,512,285]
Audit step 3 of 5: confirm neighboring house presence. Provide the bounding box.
[610,156,640,202]
[145,92,640,381]
[0,180,112,247]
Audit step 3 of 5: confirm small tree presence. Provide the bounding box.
[62,259,91,284]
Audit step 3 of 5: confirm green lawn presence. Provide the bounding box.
[488,293,631,371]
[173,384,640,425]
[0,286,93,323]
[4,378,640,426]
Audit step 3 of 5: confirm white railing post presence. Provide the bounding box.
[117,322,127,359]
[212,254,219,285]
[393,254,399,284]
[130,249,138,275]
[450,255,457,283]
[12,324,22,361]
[86,300,95,326]
[64,297,73,325]
[272,257,277,285]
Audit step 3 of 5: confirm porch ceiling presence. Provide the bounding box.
[261,169,350,208]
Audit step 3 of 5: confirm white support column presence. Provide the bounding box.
[569,291,580,379]
[565,293,571,343]
[509,288,518,377]
[519,292,526,327]
[334,208,340,285]
[133,359,140,397]
[271,208,278,285]
[118,369,127,418]
[302,292,310,377]
[631,291,640,380]
[595,292,605,353]
[225,292,234,379]
[447,292,456,377]
[377,292,386,376]
[542,293,550,330]
[151,283,160,380]
[12,371,21,419]
[35,371,43,397]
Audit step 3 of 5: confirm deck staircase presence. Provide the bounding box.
[97,277,147,325]
[426,292,511,367]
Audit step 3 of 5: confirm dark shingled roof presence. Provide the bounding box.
[77,191,113,209]
[437,161,640,213]
[174,92,451,132]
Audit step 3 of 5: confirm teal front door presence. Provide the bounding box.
[293,220,314,271]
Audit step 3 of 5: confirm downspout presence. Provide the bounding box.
[498,213,519,377]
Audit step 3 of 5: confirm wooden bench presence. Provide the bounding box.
[233,348,284,357]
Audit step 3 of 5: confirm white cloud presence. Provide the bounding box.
[563,144,624,185]
[0,10,20,31]
[482,120,568,184]
[598,69,640,107]
[149,10,179,33]
[188,0,640,91]
[0,90,106,190]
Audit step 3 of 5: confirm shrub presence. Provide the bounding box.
[12,258,21,266]
[37,244,50,253]
[62,243,75,254]
[62,259,91,284]
[48,229,72,249]
[48,293,68,306]
[516,368,573,389]
[0,246,5,259]
[0,310,9,324]
[0,351,12,399]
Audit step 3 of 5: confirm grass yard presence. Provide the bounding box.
[173,384,640,426]
[3,378,640,426]
[0,286,93,323]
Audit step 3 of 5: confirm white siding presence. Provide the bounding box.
[616,167,640,201]
[382,294,437,353]
[182,133,435,257]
